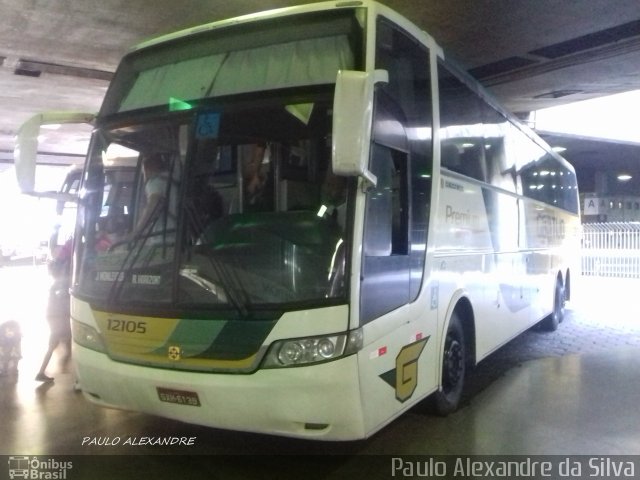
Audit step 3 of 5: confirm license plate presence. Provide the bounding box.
[157,387,201,407]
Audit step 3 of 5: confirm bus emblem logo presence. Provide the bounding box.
[168,346,182,361]
[379,337,430,403]
[8,456,29,479]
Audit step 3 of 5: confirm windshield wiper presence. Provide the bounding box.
[179,268,228,302]
[201,254,252,318]
[107,210,171,304]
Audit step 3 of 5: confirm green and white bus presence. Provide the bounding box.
[15,1,580,440]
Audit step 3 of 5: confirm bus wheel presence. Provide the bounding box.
[539,280,564,332]
[433,312,466,416]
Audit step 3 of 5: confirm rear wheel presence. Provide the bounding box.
[433,312,466,416]
[539,279,564,332]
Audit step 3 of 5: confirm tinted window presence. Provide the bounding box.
[438,62,578,213]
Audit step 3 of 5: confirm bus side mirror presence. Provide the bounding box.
[14,111,95,197]
[332,69,388,188]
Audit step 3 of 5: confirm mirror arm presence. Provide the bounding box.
[361,171,378,191]
[373,69,389,85]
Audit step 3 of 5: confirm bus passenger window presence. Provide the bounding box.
[441,143,462,172]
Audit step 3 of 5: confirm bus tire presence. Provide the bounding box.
[433,312,466,416]
[539,279,564,332]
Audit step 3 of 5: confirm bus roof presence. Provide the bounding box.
[129,1,440,57]
[131,1,367,54]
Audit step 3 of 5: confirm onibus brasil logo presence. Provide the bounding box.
[7,457,72,479]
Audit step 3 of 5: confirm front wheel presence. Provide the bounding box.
[433,312,466,416]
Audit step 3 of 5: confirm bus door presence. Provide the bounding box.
[355,17,437,432]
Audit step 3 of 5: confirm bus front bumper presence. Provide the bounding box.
[74,345,366,441]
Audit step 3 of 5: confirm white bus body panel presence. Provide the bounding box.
[433,172,578,361]
[74,294,445,440]
[357,293,440,436]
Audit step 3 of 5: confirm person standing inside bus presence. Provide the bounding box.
[319,168,347,229]
[115,153,176,247]
[242,143,274,212]
[136,154,171,235]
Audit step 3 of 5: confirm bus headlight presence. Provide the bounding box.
[263,329,363,368]
[72,320,107,353]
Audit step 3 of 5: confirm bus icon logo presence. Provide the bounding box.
[8,456,30,479]
[168,345,182,361]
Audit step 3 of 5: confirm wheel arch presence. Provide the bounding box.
[442,294,477,368]
[430,293,477,415]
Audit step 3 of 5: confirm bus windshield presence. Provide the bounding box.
[73,6,366,316]
[75,92,351,315]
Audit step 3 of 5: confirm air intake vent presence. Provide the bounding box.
[13,59,112,81]
[14,64,41,77]
[534,89,583,99]
[468,56,538,79]
[529,20,640,59]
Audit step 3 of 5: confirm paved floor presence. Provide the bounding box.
[1,264,639,478]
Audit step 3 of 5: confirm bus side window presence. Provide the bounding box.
[441,143,462,173]
[438,63,487,183]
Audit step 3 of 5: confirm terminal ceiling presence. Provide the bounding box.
[1,0,639,177]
